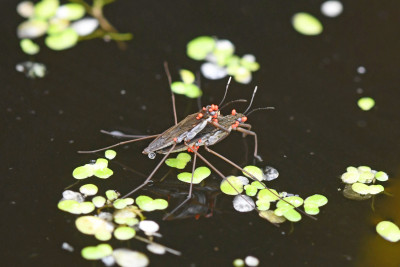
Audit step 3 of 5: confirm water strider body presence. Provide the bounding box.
[79,62,315,222]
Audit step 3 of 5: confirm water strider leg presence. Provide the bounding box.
[77,134,160,153]
[203,145,317,220]
[163,153,197,220]
[163,62,178,125]
[121,143,177,198]
[183,144,269,223]
[234,126,262,162]
[237,123,252,137]
[100,130,150,139]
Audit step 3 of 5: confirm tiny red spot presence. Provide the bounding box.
[242,116,247,122]
[209,108,213,112]
[195,214,201,220]
[198,139,202,143]
[203,107,206,111]
[173,137,177,142]
[213,118,218,123]
[231,109,236,116]
[214,105,218,111]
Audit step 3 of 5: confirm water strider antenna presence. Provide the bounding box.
[218,76,232,107]
[220,99,247,110]
[245,106,275,116]
[243,86,258,114]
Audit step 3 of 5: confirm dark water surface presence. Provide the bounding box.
[2,0,400,266]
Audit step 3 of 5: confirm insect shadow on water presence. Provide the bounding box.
[78,62,316,223]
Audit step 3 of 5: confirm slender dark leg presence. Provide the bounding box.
[203,145,317,220]
[163,62,178,125]
[163,153,197,220]
[184,144,258,216]
[77,134,160,153]
[100,129,150,139]
[234,127,262,161]
[207,121,231,133]
[121,143,177,198]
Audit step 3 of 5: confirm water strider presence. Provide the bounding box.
[79,62,316,222]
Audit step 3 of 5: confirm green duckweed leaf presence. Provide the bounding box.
[79,184,98,196]
[106,190,119,201]
[304,194,328,207]
[259,210,286,224]
[244,184,258,197]
[58,199,81,214]
[376,221,400,242]
[357,97,375,111]
[282,208,302,222]
[341,172,359,184]
[277,196,304,208]
[256,199,270,211]
[184,84,202,98]
[187,36,216,60]
[73,164,94,179]
[95,230,112,241]
[304,203,320,215]
[113,249,149,267]
[177,166,211,184]
[94,168,113,179]
[242,165,264,181]
[34,0,59,19]
[292,12,323,36]
[20,39,40,55]
[114,226,136,240]
[375,171,388,182]
[81,244,113,260]
[92,196,106,208]
[170,81,186,95]
[180,69,195,84]
[56,3,85,21]
[136,195,168,211]
[75,216,111,235]
[368,185,384,195]
[79,201,95,214]
[257,188,280,202]
[166,153,191,169]
[220,176,244,195]
[351,182,370,195]
[47,18,69,35]
[45,28,79,51]
[105,150,117,160]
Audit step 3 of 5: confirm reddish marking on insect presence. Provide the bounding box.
[213,118,218,123]
[173,137,177,142]
[241,116,247,122]
[195,214,201,220]
[231,109,237,116]
[208,108,213,112]
[198,139,202,143]
[213,105,218,111]
[198,113,203,118]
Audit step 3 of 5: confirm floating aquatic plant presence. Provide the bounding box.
[292,12,323,36]
[376,221,400,243]
[357,97,375,111]
[186,36,260,84]
[59,150,180,266]
[170,69,202,98]
[17,0,132,56]
[165,152,191,169]
[340,165,388,200]
[177,166,211,184]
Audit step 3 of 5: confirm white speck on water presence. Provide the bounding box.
[263,166,279,181]
[356,88,364,94]
[120,90,126,95]
[233,195,255,212]
[357,66,366,74]
[201,62,228,80]
[139,220,159,234]
[321,1,343,17]
[236,176,250,185]
[245,255,259,267]
[62,190,84,202]
[101,255,115,266]
[68,140,74,144]
[146,243,166,255]
[61,242,74,252]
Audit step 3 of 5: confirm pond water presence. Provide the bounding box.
[3,0,400,266]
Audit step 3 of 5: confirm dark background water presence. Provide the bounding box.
[2,0,400,266]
